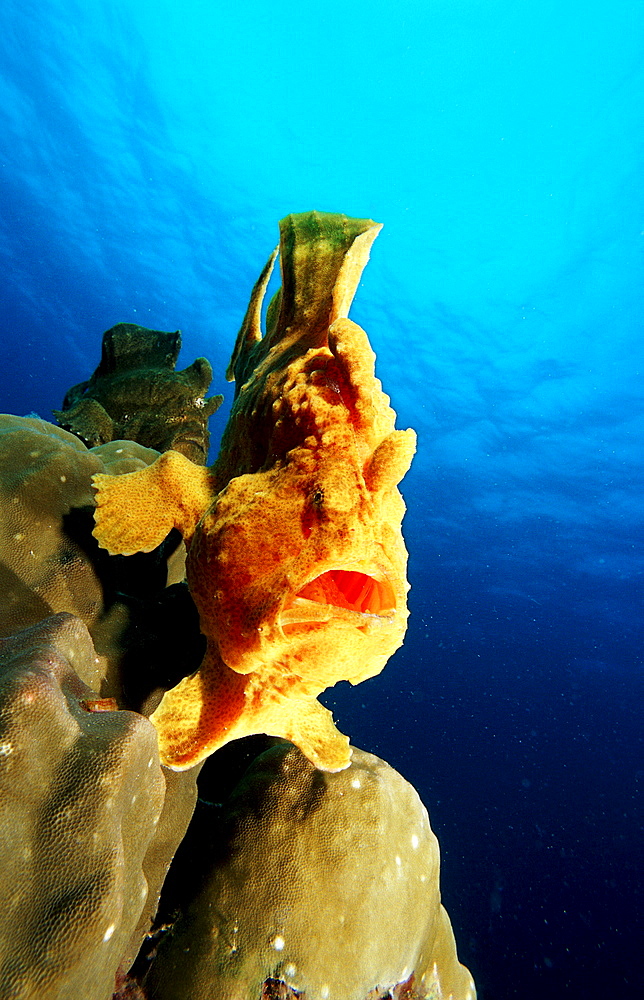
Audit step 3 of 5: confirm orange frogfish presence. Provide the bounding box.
[92,211,416,771]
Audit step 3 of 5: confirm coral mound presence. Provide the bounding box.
[144,744,474,1000]
[0,613,165,1000]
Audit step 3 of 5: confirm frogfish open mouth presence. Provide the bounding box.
[92,211,416,772]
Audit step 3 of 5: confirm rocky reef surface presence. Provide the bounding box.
[0,213,475,999]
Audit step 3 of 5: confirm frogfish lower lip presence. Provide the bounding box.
[279,569,396,628]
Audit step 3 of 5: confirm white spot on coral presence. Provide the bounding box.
[320,986,330,999]
[115,448,123,454]
[351,778,361,789]
[29,451,40,458]
[270,934,285,951]
[194,397,205,409]
[285,963,297,977]
[13,533,24,542]
[395,855,402,867]
[411,834,419,849]
[60,475,67,482]
[420,874,427,883]
[103,923,115,942]
[0,742,13,758]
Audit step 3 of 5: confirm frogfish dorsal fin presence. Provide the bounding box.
[227,211,381,388]
[276,211,381,340]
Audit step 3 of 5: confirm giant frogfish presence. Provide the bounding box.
[92,211,416,771]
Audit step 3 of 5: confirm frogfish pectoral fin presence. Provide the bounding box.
[270,696,352,772]
[150,646,351,773]
[150,650,248,769]
[92,449,214,554]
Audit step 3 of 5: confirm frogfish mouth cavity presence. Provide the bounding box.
[281,569,396,630]
[92,211,416,773]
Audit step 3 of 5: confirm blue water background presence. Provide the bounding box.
[1,1,642,997]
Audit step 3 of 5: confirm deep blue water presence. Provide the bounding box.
[1,1,642,997]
